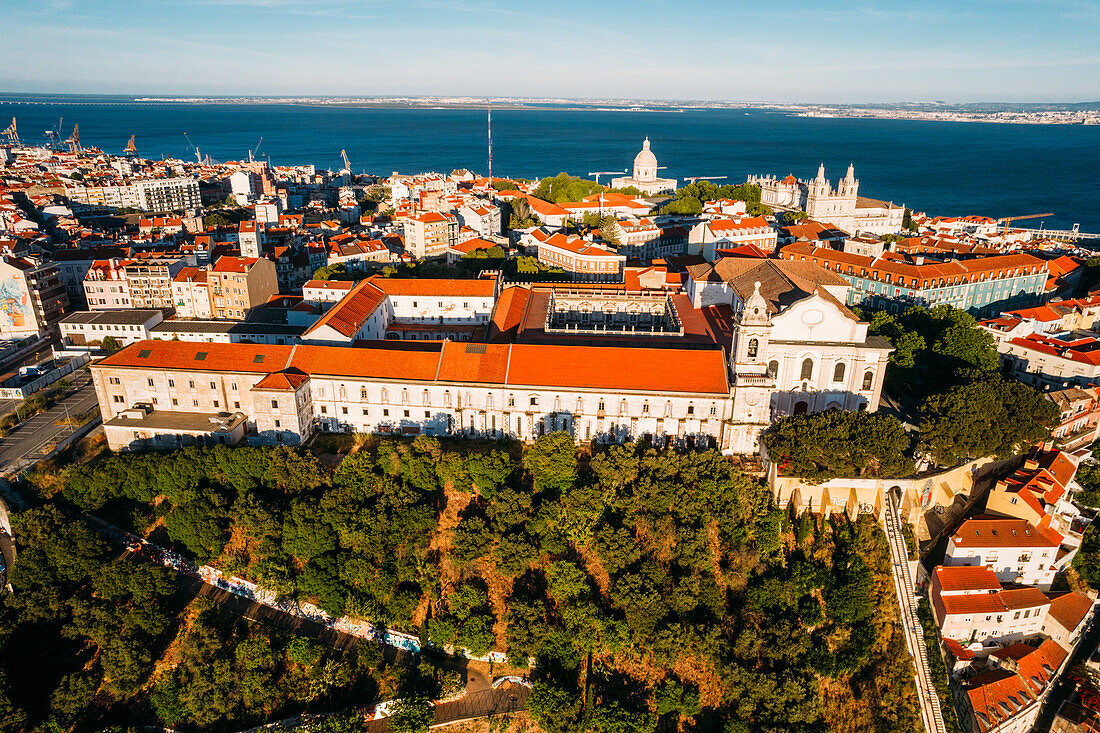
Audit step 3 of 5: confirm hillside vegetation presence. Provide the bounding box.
[3,436,921,732]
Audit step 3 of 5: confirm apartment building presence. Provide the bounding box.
[993,331,1100,392]
[302,279,356,308]
[779,244,1047,316]
[930,565,1051,646]
[65,177,200,212]
[207,256,279,320]
[535,232,626,282]
[1040,592,1096,650]
[301,276,498,345]
[956,639,1069,733]
[172,267,212,319]
[985,449,1083,553]
[83,259,133,310]
[1047,387,1100,452]
[701,216,779,259]
[403,211,458,258]
[124,255,191,309]
[944,517,1061,589]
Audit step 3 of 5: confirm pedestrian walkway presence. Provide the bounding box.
[883,490,948,733]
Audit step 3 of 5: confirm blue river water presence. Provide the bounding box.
[2,99,1098,231]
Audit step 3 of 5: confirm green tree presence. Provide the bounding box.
[523,432,577,496]
[1072,522,1100,587]
[763,411,913,482]
[388,693,433,733]
[919,374,1058,465]
[533,173,603,204]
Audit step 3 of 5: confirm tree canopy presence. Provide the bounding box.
[660,182,770,216]
[763,411,914,483]
[12,436,921,733]
[532,173,604,204]
[918,372,1058,465]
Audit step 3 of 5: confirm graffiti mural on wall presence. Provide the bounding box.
[0,275,32,332]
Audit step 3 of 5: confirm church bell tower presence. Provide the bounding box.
[729,282,775,453]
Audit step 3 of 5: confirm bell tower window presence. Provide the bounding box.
[747,338,758,359]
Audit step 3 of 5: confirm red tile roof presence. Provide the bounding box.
[951,518,1060,549]
[301,279,386,338]
[935,565,1001,593]
[371,276,497,297]
[964,639,1066,732]
[1046,591,1094,632]
[211,256,261,273]
[95,339,731,395]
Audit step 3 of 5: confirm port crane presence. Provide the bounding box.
[2,118,19,147]
[63,124,82,154]
[124,135,138,156]
[588,170,626,185]
[683,175,728,183]
[248,137,263,163]
[340,149,352,173]
[44,118,63,150]
[183,133,207,165]
[996,213,1053,231]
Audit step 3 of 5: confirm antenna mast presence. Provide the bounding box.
[487,99,493,185]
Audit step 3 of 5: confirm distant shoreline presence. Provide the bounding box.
[1,95,1098,125]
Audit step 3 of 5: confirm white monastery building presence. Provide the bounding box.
[89,258,893,455]
[747,164,905,236]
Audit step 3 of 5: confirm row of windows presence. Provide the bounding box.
[745,341,876,389]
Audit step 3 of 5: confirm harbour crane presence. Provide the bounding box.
[2,118,19,147]
[588,170,626,185]
[996,212,1054,233]
[183,133,204,165]
[44,118,64,150]
[124,135,138,156]
[248,136,263,163]
[683,175,728,183]
[340,149,352,173]
[63,124,82,154]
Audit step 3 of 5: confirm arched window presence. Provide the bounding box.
[422,389,431,406]
[800,358,814,381]
[862,370,874,391]
[833,362,846,383]
[794,401,809,415]
[747,338,758,359]
[767,360,779,378]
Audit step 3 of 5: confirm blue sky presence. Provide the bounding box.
[2,0,1098,102]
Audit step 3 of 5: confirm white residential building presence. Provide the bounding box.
[944,517,1061,590]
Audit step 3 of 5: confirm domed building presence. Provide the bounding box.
[611,138,678,196]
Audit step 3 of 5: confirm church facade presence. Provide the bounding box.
[685,258,894,454]
[747,164,905,236]
[611,138,678,196]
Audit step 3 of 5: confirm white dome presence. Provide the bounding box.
[633,137,658,169]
